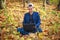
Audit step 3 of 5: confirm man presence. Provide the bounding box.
[17,3,42,35]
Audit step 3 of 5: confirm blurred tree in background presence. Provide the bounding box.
[0,0,6,9]
[0,0,3,9]
[42,0,50,7]
[46,0,50,5]
[57,0,60,11]
[23,0,30,7]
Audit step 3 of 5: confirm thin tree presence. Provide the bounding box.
[57,0,60,11]
[23,0,30,7]
[0,0,6,9]
[46,0,50,5]
[0,0,3,9]
[43,0,50,7]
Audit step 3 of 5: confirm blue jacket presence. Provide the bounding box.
[23,12,42,32]
[17,12,42,35]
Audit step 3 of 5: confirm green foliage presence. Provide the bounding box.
[50,0,59,5]
[51,10,57,14]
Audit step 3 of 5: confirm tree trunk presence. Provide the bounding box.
[57,0,60,11]
[0,0,3,9]
[43,0,45,7]
[23,0,30,7]
[43,0,50,7]
[46,0,49,5]
[0,0,6,9]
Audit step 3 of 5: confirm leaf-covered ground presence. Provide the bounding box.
[0,1,60,40]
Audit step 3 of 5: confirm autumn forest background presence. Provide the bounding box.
[0,0,60,40]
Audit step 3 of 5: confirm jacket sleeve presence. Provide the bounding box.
[35,13,41,28]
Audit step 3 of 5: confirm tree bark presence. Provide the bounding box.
[43,0,45,7]
[43,0,50,7]
[57,0,60,11]
[0,0,6,9]
[46,0,49,5]
[23,0,30,7]
[0,0,3,9]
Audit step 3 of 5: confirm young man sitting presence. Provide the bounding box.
[17,3,42,35]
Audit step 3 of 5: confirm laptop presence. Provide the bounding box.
[23,23,36,32]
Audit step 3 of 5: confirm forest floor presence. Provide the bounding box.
[0,1,60,40]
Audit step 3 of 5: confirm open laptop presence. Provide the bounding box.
[23,23,36,32]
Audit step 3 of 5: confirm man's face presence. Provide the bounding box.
[28,7,33,12]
